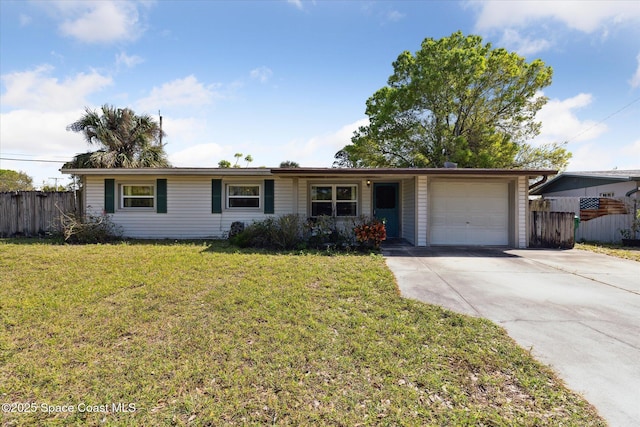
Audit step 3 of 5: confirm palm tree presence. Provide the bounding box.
[244,154,253,167]
[64,105,170,168]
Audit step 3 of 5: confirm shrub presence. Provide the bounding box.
[354,217,387,249]
[229,215,303,250]
[229,214,386,252]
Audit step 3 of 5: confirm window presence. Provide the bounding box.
[121,184,154,208]
[311,184,357,217]
[227,184,260,208]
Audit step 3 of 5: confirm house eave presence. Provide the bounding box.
[60,167,274,176]
[272,167,557,178]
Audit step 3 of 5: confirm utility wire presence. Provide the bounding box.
[0,157,67,163]
[565,96,640,143]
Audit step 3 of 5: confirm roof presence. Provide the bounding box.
[61,166,557,178]
[60,167,273,176]
[530,169,640,195]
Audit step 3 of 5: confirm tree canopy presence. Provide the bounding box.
[64,105,170,169]
[335,32,571,169]
[0,169,34,191]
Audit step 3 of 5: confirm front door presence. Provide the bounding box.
[373,183,399,238]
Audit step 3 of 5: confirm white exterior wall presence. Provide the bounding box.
[415,176,428,246]
[84,175,293,239]
[401,178,416,245]
[517,176,527,248]
[544,182,638,198]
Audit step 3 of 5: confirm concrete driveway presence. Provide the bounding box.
[383,245,640,427]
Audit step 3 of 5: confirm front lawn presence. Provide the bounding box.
[0,240,604,426]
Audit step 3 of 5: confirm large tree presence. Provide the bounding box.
[0,169,34,191]
[64,105,170,168]
[335,32,570,169]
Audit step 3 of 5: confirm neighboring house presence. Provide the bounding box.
[61,167,556,247]
[530,170,640,243]
[530,170,640,198]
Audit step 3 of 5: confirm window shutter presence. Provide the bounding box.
[156,179,167,213]
[104,179,115,213]
[211,179,222,213]
[264,179,274,214]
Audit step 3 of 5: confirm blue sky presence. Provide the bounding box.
[1,0,639,188]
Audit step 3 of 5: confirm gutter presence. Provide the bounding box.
[528,174,549,191]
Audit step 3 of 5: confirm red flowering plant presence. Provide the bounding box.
[353,218,386,250]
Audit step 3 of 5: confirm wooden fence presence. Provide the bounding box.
[0,191,80,237]
[529,211,576,249]
[530,197,636,243]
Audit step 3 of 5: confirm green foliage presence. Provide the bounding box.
[230,214,304,250]
[0,169,34,191]
[514,141,572,170]
[230,215,388,251]
[279,160,300,168]
[218,159,232,168]
[64,104,170,169]
[335,31,564,169]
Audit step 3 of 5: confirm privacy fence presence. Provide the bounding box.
[530,197,637,244]
[0,191,80,237]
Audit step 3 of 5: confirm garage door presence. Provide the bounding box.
[430,181,509,245]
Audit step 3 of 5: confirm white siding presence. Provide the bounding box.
[415,176,428,246]
[544,182,637,198]
[84,175,293,239]
[517,176,527,248]
[401,178,415,245]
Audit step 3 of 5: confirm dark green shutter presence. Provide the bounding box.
[156,179,167,213]
[104,179,115,213]
[211,179,222,213]
[264,179,274,214]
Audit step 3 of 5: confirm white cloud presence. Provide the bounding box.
[498,29,552,56]
[52,0,144,43]
[287,0,303,10]
[250,66,273,83]
[0,64,112,111]
[630,53,640,89]
[471,0,640,33]
[19,14,32,26]
[135,75,219,112]
[277,118,369,166]
[116,52,144,69]
[169,143,226,167]
[0,108,89,186]
[386,10,404,23]
[533,93,607,146]
[620,139,640,165]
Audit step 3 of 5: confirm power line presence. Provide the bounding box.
[0,157,67,163]
[1,152,72,159]
[565,96,640,143]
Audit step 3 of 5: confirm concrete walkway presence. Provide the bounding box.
[383,245,640,427]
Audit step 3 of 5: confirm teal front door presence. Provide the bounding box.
[373,183,399,238]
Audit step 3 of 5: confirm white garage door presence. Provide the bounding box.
[430,181,509,245]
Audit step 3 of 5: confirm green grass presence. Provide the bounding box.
[1,239,604,426]
[576,242,640,262]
